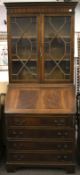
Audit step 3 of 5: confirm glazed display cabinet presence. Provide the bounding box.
[4,2,77,173]
[6,2,77,83]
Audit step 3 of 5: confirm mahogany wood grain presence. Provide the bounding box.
[5,84,76,114]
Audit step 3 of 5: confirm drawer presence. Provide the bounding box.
[8,140,73,151]
[7,115,73,127]
[8,152,73,162]
[8,128,74,139]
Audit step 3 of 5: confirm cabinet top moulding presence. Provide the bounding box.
[4,2,78,15]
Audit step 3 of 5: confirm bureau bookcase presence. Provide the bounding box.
[4,2,77,173]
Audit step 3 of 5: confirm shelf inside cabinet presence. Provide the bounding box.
[11,36,37,39]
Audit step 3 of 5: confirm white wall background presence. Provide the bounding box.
[0,5,6,32]
[74,2,80,57]
[75,2,80,32]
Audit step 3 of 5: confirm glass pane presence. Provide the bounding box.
[44,16,71,81]
[10,16,38,81]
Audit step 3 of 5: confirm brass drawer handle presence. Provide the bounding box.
[13,155,24,160]
[14,119,26,125]
[13,143,23,148]
[12,131,23,135]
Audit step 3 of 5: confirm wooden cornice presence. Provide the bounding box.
[4,2,78,15]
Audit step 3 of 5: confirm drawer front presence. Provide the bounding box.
[7,115,73,127]
[8,140,73,151]
[8,152,73,162]
[8,128,74,139]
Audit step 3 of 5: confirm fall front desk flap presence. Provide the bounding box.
[5,84,76,114]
